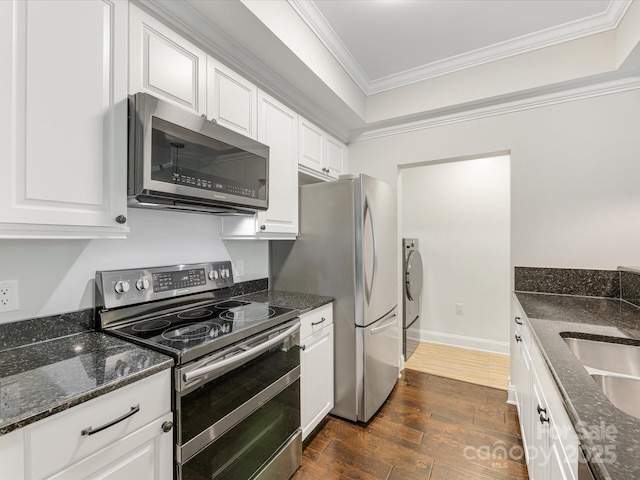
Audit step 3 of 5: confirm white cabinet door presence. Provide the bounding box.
[300,304,334,440]
[256,91,298,235]
[298,117,347,181]
[220,91,298,238]
[129,3,206,114]
[325,134,347,180]
[0,428,24,479]
[301,325,334,440]
[206,57,257,139]
[299,117,324,173]
[46,413,173,480]
[0,0,129,239]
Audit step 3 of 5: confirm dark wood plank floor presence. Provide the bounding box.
[292,369,529,480]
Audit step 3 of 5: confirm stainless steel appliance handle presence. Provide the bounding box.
[371,313,397,335]
[364,192,378,305]
[183,322,300,384]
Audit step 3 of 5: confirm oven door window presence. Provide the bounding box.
[178,335,299,446]
[181,380,300,480]
[151,116,267,201]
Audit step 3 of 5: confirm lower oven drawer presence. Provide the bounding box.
[181,379,301,480]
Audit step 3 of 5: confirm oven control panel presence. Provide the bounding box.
[96,261,234,310]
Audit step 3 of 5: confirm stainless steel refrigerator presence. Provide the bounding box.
[270,174,399,423]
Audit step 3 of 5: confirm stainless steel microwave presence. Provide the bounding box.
[128,93,269,214]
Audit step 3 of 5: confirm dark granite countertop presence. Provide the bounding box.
[0,331,173,436]
[0,285,326,438]
[235,289,334,314]
[514,292,640,480]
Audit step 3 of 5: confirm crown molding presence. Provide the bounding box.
[350,75,640,142]
[287,0,371,95]
[291,0,633,96]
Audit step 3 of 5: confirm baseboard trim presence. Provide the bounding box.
[409,328,510,355]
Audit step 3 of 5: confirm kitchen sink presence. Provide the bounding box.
[591,374,640,419]
[563,337,640,377]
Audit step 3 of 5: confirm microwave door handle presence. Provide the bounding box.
[182,322,300,384]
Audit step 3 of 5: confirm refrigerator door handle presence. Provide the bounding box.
[364,192,378,305]
[370,314,397,335]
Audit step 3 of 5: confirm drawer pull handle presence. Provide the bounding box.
[514,316,523,325]
[539,413,550,424]
[537,405,547,415]
[311,317,326,326]
[81,405,140,436]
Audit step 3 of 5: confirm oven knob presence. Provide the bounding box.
[221,268,230,279]
[209,270,219,280]
[136,278,150,291]
[114,280,130,294]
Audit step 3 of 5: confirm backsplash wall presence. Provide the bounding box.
[0,208,268,325]
[515,266,640,306]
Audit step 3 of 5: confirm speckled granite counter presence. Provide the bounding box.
[0,331,173,436]
[235,289,334,314]
[514,291,640,480]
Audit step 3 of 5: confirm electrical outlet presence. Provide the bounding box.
[235,259,245,277]
[0,280,19,313]
[455,303,464,315]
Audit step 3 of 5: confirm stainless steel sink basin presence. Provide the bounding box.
[591,374,640,419]
[563,337,640,377]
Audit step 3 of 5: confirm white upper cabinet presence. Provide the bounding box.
[221,91,298,238]
[325,133,348,179]
[0,0,129,239]
[299,117,325,174]
[299,117,347,181]
[206,57,258,139]
[129,3,206,114]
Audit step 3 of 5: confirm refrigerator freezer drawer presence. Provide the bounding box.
[361,309,399,422]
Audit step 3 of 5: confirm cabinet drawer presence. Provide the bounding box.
[25,370,171,480]
[300,303,333,340]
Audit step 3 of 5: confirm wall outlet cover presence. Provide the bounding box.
[0,280,19,313]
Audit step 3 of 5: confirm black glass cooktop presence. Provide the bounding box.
[108,300,298,364]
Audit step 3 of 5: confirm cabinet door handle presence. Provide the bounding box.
[537,405,547,415]
[514,316,523,325]
[539,413,550,424]
[515,334,522,342]
[311,317,326,326]
[81,405,140,436]
[301,344,306,351]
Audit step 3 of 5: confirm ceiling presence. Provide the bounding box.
[294,0,628,94]
[146,0,639,140]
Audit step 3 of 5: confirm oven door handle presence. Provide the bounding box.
[182,322,300,385]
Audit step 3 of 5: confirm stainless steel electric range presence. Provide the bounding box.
[95,261,302,480]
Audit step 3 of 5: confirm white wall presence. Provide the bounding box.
[350,88,640,354]
[0,208,268,324]
[402,155,511,354]
[350,89,640,271]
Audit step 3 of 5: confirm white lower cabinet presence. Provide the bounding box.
[0,428,24,479]
[511,295,579,480]
[7,370,173,480]
[300,303,334,440]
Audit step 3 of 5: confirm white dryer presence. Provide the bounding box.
[402,238,423,360]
